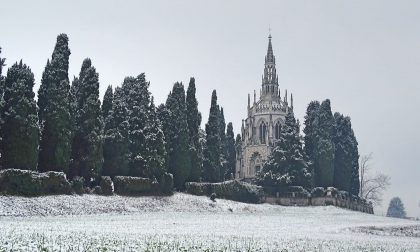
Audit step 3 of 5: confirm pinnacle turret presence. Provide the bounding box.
[262,33,278,97]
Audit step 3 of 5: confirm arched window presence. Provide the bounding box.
[275,121,281,139]
[259,122,267,144]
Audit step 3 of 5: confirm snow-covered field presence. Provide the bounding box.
[0,193,419,251]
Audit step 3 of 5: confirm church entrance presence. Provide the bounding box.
[249,152,262,177]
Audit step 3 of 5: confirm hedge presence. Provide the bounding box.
[0,169,72,196]
[113,176,152,195]
[160,172,174,195]
[310,187,326,197]
[71,176,85,195]
[263,185,310,198]
[100,176,114,195]
[185,180,263,203]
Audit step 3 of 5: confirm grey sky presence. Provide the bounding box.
[2,0,419,216]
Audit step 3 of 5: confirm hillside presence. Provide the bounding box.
[0,193,419,251]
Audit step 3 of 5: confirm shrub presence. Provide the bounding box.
[210,192,217,202]
[40,172,72,194]
[159,172,174,195]
[99,176,114,195]
[0,169,71,196]
[285,186,306,193]
[0,169,41,196]
[71,176,85,195]
[338,190,350,200]
[113,176,152,195]
[93,186,102,194]
[185,180,263,203]
[326,187,339,197]
[311,187,326,197]
[185,182,212,196]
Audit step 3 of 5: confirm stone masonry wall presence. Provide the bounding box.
[262,187,374,214]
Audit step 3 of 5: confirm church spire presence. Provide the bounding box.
[262,32,278,97]
[266,33,274,64]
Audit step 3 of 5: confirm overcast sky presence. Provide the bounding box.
[2,0,419,216]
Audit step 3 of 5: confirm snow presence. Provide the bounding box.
[0,193,419,251]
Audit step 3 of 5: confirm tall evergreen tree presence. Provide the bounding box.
[225,122,236,180]
[102,85,113,120]
[303,100,320,184]
[1,61,39,170]
[186,77,202,181]
[157,103,170,171]
[143,97,167,179]
[38,34,72,173]
[102,87,130,176]
[349,125,360,196]
[165,83,191,189]
[333,113,354,192]
[313,99,335,187]
[69,76,80,132]
[121,74,151,177]
[234,133,242,178]
[257,110,311,188]
[0,47,5,85]
[0,47,5,158]
[69,59,103,181]
[203,90,221,182]
[0,47,5,103]
[218,107,227,180]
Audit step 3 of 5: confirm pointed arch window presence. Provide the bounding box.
[275,121,281,139]
[259,121,267,144]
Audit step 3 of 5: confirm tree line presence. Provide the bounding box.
[258,99,361,195]
[0,34,236,189]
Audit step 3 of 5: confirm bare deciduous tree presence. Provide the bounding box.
[359,153,391,206]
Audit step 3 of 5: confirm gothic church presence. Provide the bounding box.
[236,34,294,179]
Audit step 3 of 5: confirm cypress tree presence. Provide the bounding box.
[165,82,191,189]
[69,59,103,181]
[0,48,5,159]
[38,34,72,173]
[225,122,236,180]
[1,61,39,170]
[333,113,353,191]
[0,47,5,86]
[349,125,360,196]
[121,74,150,177]
[258,110,311,188]
[219,107,227,180]
[102,85,113,120]
[143,97,167,179]
[0,47,5,103]
[203,90,221,182]
[69,77,80,133]
[102,87,130,176]
[157,103,170,171]
[314,99,335,187]
[234,133,242,179]
[186,78,202,181]
[303,100,320,184]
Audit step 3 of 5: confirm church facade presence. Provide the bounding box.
[235,34,294,179]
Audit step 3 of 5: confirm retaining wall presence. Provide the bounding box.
[263,188,374,214]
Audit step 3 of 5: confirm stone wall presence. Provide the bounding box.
[263,187,374,214]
